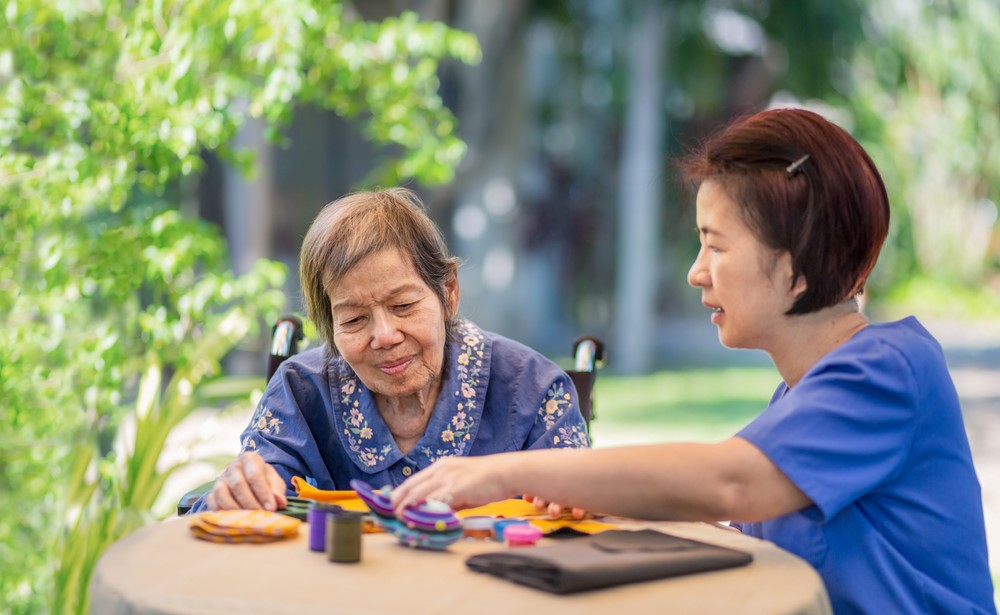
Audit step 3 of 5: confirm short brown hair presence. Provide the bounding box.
[299,188,462,354]
[679,108,890,315]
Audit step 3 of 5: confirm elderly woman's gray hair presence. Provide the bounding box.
[299,187,462,355]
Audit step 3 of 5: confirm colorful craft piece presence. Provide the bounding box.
[293,481,622,537]
[279,495,315,521]
[189,509,302,544]
[503,523,543,547]
[350,479,463,550]
[292,476,371,512]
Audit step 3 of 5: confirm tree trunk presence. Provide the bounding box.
[613,0,666,375]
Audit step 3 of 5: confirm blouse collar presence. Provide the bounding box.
[329,320,493,474]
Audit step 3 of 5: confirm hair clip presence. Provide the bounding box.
[786,154,810,178]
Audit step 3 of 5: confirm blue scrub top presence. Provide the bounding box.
[733,317,995,614]
[191,320,589,512]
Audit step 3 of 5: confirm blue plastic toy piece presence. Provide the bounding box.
[350,479,463,550]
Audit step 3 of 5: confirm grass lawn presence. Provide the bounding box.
[586,366,782,447]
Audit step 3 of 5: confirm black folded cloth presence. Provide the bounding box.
[466,529,752,594]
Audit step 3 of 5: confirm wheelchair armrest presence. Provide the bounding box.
[176,480,215,516]
[566,335,606,431]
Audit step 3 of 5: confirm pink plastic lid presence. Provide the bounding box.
[504,523,543,545]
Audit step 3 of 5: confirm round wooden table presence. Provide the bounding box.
[91,517,832,615]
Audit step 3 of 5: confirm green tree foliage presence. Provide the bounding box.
[0,2,479,613]
[847,0,1000,307]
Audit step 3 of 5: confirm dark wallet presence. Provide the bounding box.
[465,529,752,595]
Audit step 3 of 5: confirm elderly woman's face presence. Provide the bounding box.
[687,180,802,351]
[328,248,457,400]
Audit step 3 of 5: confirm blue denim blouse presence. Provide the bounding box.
[190,321,588,512]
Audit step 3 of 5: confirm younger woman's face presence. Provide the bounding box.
[687,180,801,351]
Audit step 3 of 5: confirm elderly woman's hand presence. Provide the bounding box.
[205,451,288,512]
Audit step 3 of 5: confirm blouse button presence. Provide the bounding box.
[401,466,413,477]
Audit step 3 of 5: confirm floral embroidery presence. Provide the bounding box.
[339,392,390,467]
[554,423,590,448]
[241,404,282,453]
[330,358,394,467]
[444,322,485,451]
[419,321,486,464]
[538,382,573,429]
[536,381,588,449]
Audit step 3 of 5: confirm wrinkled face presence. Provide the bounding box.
[687,180,801,351]
[328,248,458,399]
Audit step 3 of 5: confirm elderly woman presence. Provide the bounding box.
[393,109,996,614]
[194,188,589,513]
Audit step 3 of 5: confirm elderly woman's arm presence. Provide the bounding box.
[392,437,810,522]
[191,355,328,512]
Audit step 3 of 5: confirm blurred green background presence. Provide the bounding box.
[2,0,998,612]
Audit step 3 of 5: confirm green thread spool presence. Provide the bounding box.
[326,512,363,563]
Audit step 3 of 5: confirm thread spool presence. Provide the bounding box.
[327,512,363,563]
[307,503,342,552]
[462,516,495,541]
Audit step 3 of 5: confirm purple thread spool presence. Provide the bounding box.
[308,503,342,552]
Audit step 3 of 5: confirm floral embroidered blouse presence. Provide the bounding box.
[190,321,589,511]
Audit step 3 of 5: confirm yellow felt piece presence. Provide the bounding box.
[193,510,302,537]
[190,517,250,537]
[458,499,619,534]
[291,477,370,513]
[456,499,540,519]
[190,517,293,538]
[190,526,287,544]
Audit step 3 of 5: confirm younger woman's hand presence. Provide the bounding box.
[391,455,513,514]
[523,493,588,519]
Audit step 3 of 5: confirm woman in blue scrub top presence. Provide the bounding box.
[394,109,996,614]
[193,188,589,513]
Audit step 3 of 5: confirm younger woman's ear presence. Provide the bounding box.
[790,272,808,299]
[776,251,807,298]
